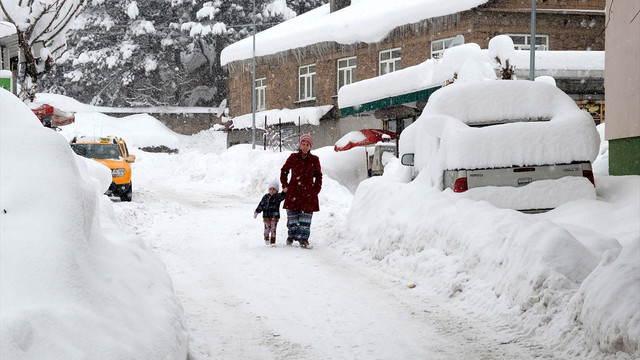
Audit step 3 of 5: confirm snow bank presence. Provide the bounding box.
[575,241,640,354]
[33,93,191,149]
[593,123,609,175]
[457,176,597,210]
[330,169,638,359]
[0,89,188,360]
[60,112,187,149]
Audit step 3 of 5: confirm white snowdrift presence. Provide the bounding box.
[60,112,186,149]
[0,89,188,360]
[334,170,638,359]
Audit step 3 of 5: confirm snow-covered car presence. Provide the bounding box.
[70,135,135,201]
[399,79,600,212]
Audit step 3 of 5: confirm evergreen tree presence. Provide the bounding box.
[42,0,327,107]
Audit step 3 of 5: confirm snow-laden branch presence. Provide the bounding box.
[0,0,86,100]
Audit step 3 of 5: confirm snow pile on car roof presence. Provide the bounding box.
[424,80,582,125]
[405,80,600,173]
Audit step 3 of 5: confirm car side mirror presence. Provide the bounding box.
[127,155,136,163]
[401,153,414,166]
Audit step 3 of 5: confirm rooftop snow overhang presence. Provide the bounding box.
[338,49,604,118]
[220,0,489,66]
[0,21,17,39]
[337,56,446,118]
[229,105,334,130]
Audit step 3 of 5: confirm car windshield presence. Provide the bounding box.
[71,143,122,160]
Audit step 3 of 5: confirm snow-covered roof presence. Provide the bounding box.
[0,21,17,38]
[229,105,333,130]
[35,93,218,114]
[220,0,489,66]
[338,46,604,113]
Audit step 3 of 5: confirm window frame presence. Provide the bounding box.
[430,36,459,59]
[507,34,549,51]
[255,77,266,111]
[298,64,316,101]
[337,56,357,92]
[379,48,401,76]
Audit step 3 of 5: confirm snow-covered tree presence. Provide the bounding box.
[288,0,326,14]
[0,0,85,101]
[42,0,327,107]
[43,0,187,106]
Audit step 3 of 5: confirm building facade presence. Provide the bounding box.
[0,21,19,94]
[223,0,606,148]
[604,0,640,175]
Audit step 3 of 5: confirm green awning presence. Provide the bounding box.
[339,85,442,117]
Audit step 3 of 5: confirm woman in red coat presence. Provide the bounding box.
[280,134,322,248]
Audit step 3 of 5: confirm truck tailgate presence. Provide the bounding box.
[444,162,591,190]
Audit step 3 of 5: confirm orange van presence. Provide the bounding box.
[70,136,135,201]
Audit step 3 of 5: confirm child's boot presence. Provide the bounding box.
[264,236,270,246]
[270,237,276,245]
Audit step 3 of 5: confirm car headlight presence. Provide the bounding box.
[111,168,125,177]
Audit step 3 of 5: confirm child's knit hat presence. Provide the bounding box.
[299,133,313,147]
[268,179,279,191]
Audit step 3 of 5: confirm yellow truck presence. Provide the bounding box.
[70,136,135,201]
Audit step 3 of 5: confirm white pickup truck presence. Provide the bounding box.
[399,80,600,212]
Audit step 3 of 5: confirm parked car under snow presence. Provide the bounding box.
[399,80,600,212]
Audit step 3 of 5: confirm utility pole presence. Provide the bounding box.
[251,0,257,149]
[529,0,536,81]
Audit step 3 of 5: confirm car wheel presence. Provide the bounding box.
[120,184,132,202]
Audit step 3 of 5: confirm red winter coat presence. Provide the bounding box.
[280,151,322,212]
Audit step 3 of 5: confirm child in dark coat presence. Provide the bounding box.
[254,179,286,245]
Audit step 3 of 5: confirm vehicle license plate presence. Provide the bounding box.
[517,177,532,185]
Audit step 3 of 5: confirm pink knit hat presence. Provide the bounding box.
[299,134,313,147]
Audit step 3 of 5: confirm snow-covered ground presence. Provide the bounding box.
[2,89,638,359]
[0,89,189,359]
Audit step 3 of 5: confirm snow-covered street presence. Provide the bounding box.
[3,91,638,360]
[113,152,550,360]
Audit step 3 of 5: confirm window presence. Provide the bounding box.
[431,36,459,59]
[255,77,266,111]
[507,34,549,51]
[379,48,401,75]
[299,64,316,101]
[337,57,357,92]
[386,118,413,134]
